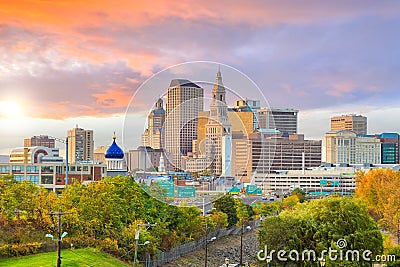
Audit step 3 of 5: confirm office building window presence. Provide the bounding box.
[27,175,39,184]
[26,165,39,173]
[41,175,53,184]
[14,175,24,182]
[0,165,10,173]
[41,166,54,173]
[12,165,24,173]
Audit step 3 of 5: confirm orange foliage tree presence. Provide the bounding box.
[355,169,400,232]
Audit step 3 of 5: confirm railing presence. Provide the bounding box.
[143,220,260,267]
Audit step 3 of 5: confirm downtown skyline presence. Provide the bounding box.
[1,1,400,155]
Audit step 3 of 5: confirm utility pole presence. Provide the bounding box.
[134,223,156,267]
[65,137,69,186]
[49,210,73,267]
[48,136,70,187]
[240,223,243,266]
[204,223,208,267]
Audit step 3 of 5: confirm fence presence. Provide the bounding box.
[143,220,260,267]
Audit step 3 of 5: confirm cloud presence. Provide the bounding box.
[1,1,400,121]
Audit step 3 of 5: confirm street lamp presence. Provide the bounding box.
[205,234,216,267]
[133,223,156,267]
[45,233,54,240]
[225,258,230,267]
[45,231,68,267]
[319,258,326,267]
[266,256,271,267]
[240,224,252,265]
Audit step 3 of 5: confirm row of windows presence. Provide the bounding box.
[1,165,94,174]
[12,175,43,184]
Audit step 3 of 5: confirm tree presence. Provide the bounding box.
[234,199,255,225]
[214,195,238,227]
[259,196,383,266]
[355,169,400,232]
[282,195,300,210]
[291,188,307,203]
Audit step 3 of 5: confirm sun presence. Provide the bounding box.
[0,101,24,119]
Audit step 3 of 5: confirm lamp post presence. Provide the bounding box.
[266,256,271,267]
[134,223,156,267]
[45,231,68,267]
[205,223,208,267]
[240,224,252,266]
[205,234,216,267]
[65,136,69,186]
[48,211,73,267]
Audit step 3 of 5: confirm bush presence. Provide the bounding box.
[0,242,42,257]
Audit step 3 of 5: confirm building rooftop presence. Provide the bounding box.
[169,79,201,88]
[258,107,299,112]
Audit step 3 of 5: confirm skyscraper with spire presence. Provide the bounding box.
[142,98,165,149]
[205,67,232,175]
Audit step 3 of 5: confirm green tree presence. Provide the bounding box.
[259,197,383,266]
[234,198,255,225]
[214,195,238,227]
[291,188,307,203]
[386,246,400,267]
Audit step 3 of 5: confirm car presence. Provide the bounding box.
[261,195,268,200]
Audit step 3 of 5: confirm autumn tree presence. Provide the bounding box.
[355,169,400,232]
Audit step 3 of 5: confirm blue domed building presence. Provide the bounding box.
[105,133,127,177]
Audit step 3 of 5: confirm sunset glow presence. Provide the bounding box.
[0,0,399,153]
[0,101,24,119]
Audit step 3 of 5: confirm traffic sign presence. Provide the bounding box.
[155,180,175,197]
[177,186,196,198]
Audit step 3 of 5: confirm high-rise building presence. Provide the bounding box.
[257,107,298,134]
[196,110,253,154]
[230,130,321,183]
[233,99,260,130]
[142,98,165,149]
[164,79,203,169]
[67,126,94,163]
[231,132,250,182]
[205,69,231,175]
[248,133,321,177]
[369,133,399,164]
[326,130,381,164]
[330,114,367,135]
[234,99,261,111]
[24,135,55,148]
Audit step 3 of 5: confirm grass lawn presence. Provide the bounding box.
[0,247,130,267]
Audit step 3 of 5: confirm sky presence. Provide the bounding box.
[1,0,400,156]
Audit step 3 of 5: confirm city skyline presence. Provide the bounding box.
[1,1,400,155]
